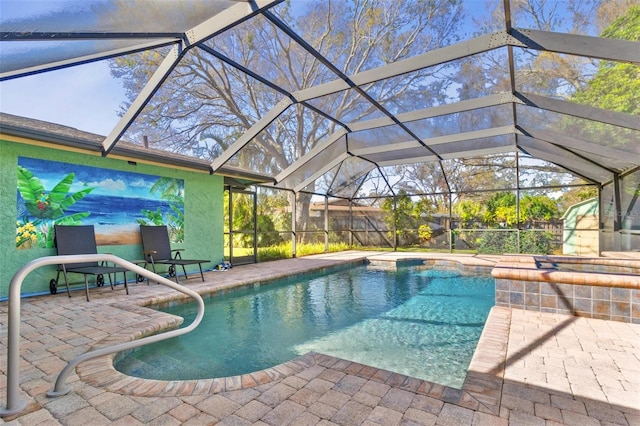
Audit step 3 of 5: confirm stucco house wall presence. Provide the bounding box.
[0,135,223,299]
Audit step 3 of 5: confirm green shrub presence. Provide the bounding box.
[477,231,517,254]
[477,230,554,254]
[519,231,554,254]
[257,241,352,262]
[258,244,292,261]
[418,224,432,244]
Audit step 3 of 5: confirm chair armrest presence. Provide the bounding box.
[171,249,184,259]
[143,250,158,261]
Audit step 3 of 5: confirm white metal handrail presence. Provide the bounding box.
[0,254,205,417]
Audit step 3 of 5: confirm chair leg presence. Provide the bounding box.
[180,264,188,280]
[124,272,129,295]
[198,264,205,282]
[138,260,150,285]
[148,258,159,284]
[172,252,186,280]
[173,264,180,284]
[84,276,90,302]
[60,267,72,298]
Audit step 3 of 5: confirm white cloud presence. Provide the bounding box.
[87,178,127,191]
[129,178,150,188]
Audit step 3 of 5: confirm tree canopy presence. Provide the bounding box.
[107,0,635,223]
[572,5,640,115]
[112,0,465,175]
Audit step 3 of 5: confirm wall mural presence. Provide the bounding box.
[16,157,184,249]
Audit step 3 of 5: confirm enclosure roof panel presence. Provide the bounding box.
[1,0,639,197]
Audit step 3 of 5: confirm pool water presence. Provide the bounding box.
[115,264,495,388]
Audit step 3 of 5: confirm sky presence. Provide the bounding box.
[0,61,126,136]
[0,0,126,135]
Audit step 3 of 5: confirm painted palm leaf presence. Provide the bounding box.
[46,173,94,218]
[16,166,45,208]
[17,166,94,220]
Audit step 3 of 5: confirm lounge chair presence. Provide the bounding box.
[53,225,129,301]
[140,225,209,283]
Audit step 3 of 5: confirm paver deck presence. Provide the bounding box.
[1,251,639,425]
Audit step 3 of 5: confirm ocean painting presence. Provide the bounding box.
[16,157,184,248]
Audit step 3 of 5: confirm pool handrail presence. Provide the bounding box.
[0,254,205,418]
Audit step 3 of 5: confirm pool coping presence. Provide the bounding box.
[75,252,507,415]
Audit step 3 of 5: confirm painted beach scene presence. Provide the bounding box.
[16,157,184,249]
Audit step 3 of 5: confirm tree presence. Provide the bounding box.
[466,0,606,96]
[393,153,517,211]
[453,199,483,228]
[556,180,598,213]
[453,1,636,206]
[553,5,640,217]
[110,0,466,240]
[520,194,560,222]
[483,192,516,226]
[223,191,255,249]
[256,188,288,246]
[472,191,560,254]
[568,5,640,150]
[480,191,560,227]
[381,190,421,245]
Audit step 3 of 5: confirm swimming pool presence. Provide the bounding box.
[115,264,495,388]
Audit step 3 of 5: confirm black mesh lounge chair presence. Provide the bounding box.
[140,225,209,283]
[53,225,129,301]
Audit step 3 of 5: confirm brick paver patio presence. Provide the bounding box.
[1,251,639,425]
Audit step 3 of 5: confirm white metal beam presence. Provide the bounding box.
[185,0,283,45]
[520,127,638,163]
[0,39,179,81]
[376,155,437,168]
[287,126,519,192]
[291,152,350,193]
[276,93,516,184]
[210,97,293,171]
[375,145,513,167]
[519,136,612,181]
[292,31,518,102]
[103,0,282,155]
[440,145,515,160]
[289,28,638,105]
[275,129,347,183]
[214,21,640,188]
[511,28,640,65]
[349,93,517,132]
[518,92,640,131]
[352,126,517,156]
[102,44,183,154]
